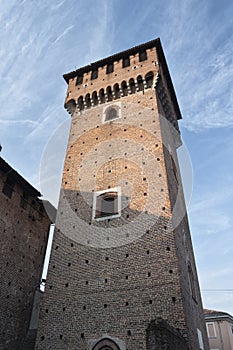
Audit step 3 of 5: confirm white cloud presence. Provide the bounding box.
[158,0,233,131]
[0,119,38,127]
[52,25,74,44]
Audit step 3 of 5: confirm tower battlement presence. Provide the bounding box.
[63,38,181,134]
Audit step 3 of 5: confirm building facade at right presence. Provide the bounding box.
[204,309,233,350]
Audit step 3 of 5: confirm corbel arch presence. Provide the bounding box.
[85,93,91,108]
[137,75,144,91]
[129,78,136,94]
[77,96,84,111]
[145,71,154,88]
[65,99,76,116]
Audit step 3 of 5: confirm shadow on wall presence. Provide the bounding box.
[146,318,189,350]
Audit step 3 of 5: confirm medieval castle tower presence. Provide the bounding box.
[36,38,209,349]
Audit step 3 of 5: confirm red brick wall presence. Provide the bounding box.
[36,42,208,350]
[0,171,51,349]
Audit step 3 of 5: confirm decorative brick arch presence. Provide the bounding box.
[92,338,121,350]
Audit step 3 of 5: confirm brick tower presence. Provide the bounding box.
[36,38,208,350]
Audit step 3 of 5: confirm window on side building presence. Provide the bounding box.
[206,322,217,338]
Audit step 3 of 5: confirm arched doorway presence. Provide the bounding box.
[92,338,121,350]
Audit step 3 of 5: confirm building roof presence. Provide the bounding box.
[0,156,41,197]
[204,309,233,322]
[63,38,182,120]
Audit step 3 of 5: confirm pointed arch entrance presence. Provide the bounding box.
[92,337,121,350]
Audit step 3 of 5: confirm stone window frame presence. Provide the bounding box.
[102,102,122,124]
[92,187,121,221]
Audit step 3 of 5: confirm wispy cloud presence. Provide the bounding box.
[159,1,233,132]
[52,25,74,44]
[0,119,38,127]
[189,185,233,235]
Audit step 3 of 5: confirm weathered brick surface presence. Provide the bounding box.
[146,318,189,349]
[0,161,52,349]
[36,39,209,350]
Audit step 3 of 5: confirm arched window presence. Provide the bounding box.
[121,81,128,96]
[93,190,120,220]
[85,93,91,108]
[113,83,120,99]
[106,86,113,102]
[99,88,105,104]
[137,75,144,91]
[65,99,76,115]
[105,106,118,122]
[77,96,84,111]
[92,91,98,106]
[129,78,136,94]
[145,71,154,88]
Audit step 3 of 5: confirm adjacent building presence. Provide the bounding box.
[0,156,55,349]
[35,38,208,349]
[204,309,233,350]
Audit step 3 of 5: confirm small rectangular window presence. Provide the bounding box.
[76,75,83,85]
[106,63,114,74]
[91,69,98,80]
[2,176,14,198]
[139,51,147,62]
[206,322,216,338]
[122,57,130,68]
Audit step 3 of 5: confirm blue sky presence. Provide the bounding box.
[0,0,233,314]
